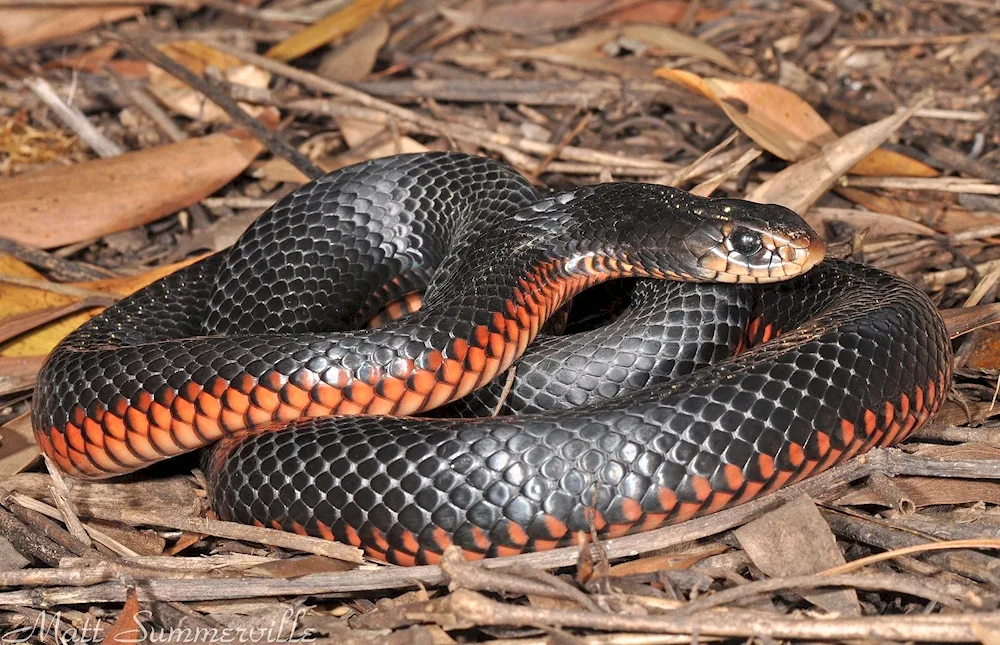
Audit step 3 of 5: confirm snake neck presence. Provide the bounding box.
[367,250,640,414]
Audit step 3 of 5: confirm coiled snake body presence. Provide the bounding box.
[33,153,952,565]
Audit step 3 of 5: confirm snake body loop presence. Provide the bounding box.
[32,152,951,565]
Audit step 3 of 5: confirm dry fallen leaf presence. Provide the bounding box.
[0,356,45,396]
[149,41,271,123]
[735,495,860,617]
[250,554,356,577]
[318,16,390,82]
[266,0,405,62]
[600,0,729,25]
[622,24,738,72]
[0,254,97,358]
[964,330,1000,370]
[748,96,929,213]
[0,299,107,347]
[656,69,938,177]
[0,7,142,49]
[101,587,142,645]
[607,542,728,576]
[940,303,1000,339]
[0,131,263,249]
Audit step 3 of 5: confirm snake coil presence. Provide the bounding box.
[33,153,951,565]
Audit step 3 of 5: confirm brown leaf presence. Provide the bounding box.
[656,69,937,177]
[0,131,263,249]
[850,148,940,177]
[0,7,142,49]
[621,24,737,72]
[102,587,144,645]
[521,24,735,76]
[472,0,611,35]
[600,0,728,25]
[163,531,203,556]
[90,519,166,556]
[1,253,202,359]
[0,299,105,346]
[748,97,929,213]
[527,594,588,610]
[735,495,860,616]
[318,16,390,82]
[607,542,728,576]
[912,442,1000,461]
[804,207,939,238]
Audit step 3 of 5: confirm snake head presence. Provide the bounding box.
[679,198,826,284]
[520,183,825,285]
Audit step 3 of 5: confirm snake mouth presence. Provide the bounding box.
[697,223,826,284]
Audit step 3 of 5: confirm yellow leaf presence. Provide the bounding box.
[0,256,202,357]
[266,0,405,62]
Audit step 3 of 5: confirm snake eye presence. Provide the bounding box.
[731,227,763,255]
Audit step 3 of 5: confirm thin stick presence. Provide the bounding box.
[842,176,1000,195]
[675,573,965,615]
[109,31,323,180]
[353,588,1000,641]
[103,64,187,142]
[0,238,114,281]
[42,456,92,548]
[25,78,123,159]
[491,367,518,417]
[819,538,1000,576]
[529,111,594,179]
[0,274,118,304]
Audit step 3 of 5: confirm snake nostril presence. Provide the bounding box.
[779,246,800,263]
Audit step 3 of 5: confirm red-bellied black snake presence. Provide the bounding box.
[33,152,951,565]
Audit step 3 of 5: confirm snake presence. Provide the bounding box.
[32,152,952,566]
